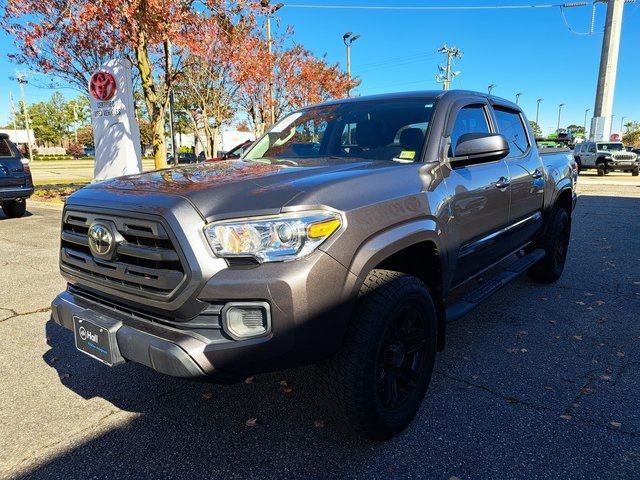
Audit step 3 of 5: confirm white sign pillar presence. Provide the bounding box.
[88,59,142,181]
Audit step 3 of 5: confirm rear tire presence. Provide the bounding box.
[527,207,570,283]
[1,199,27,218]
[318,269,438,440]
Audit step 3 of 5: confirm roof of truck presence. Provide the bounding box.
[306,89,519,110]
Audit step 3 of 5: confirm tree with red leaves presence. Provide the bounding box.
[2,0,246,168]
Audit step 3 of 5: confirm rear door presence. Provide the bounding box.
[491,105,544,248]
[0,137,26,188]
[441,101,512,286]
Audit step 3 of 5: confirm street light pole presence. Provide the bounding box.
[584,108,590,135]
[536,98,543,125]
[343,32,360,97]
[557,103,565,133]
[620,116,625,134]
[488,84,496,95]
[16,73,33,159]
[263,1,284,126]
[515,92,523,105]
[9,92,18,143]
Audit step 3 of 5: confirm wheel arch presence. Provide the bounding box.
[347,220,447,351]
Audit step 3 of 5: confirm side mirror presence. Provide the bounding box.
[451,133,509,164]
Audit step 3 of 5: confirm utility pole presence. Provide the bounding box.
[536,98,543,125]
[9,92,18,143]
[15,73,33,159]
[515,92,523,105]
[435,45,463,90]
[343,32,360,97]
[591,0,624,140]
[557,103,565,133]
[584,108,590,135]
[262,1,284,126]
[488,84,497,95]
[72,102,78,143]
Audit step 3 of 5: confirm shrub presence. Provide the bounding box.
[66,143,85,159]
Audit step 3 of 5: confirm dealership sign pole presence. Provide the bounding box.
[88,59,142,181]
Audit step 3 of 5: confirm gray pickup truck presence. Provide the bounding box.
[51,90,577,439]
[0,133,33,218]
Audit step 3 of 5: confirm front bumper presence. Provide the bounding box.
[0,185,34,201]
[51,290,211,378]
[605,160,639,171]
[52,248,357,381]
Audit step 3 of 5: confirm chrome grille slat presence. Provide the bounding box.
[60,210,187,298]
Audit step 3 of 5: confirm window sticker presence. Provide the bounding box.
[398,150,416,160]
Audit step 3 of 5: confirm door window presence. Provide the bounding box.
[0,139,13,157]
[450,106,490,155]
[493,107,529,157]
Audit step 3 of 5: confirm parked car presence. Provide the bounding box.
[573,141,639,175]
[206,140,253,162]
[51,90,576,439]
[168,152,198,164]
[0,133,33,218]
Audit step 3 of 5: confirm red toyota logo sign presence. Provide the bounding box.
[89,71,117,101]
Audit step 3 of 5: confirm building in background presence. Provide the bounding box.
[0,129,36,154]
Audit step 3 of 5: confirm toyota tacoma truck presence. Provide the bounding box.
[0,133,33,218]
[51,90,577,440]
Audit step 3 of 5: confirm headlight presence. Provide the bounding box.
[204,211,342,263]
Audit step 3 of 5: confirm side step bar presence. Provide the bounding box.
[445,249,546,323]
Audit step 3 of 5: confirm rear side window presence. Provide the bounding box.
[493,107,529,157]
[450,105,490,155]
[0,139,14,157]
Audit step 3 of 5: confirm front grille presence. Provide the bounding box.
[60,210,187,298]
[612,154,635,161]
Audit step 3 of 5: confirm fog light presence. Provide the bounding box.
[222,302,270,340]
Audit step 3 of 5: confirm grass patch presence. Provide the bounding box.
[33,182,89,203]
[33,178,90,186]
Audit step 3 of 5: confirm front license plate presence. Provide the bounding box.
[73,316,119,366]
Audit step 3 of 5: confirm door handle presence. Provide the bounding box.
[532,169,544,179]
[495,177,510,189]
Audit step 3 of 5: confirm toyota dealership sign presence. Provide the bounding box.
[88,60,142,181]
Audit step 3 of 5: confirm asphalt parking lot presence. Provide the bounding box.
[1,172,639,480]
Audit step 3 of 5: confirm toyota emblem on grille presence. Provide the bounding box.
[88,222,116,259]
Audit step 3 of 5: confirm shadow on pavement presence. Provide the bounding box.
[20,193,640,479]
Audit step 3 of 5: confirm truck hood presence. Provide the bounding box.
[78,158,406,220]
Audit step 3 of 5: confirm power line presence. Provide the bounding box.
[284,2,586,11]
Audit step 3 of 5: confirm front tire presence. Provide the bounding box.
[527,207,570,283]
[632,167,639,177]
[1,199,27,218]
[318,270,437,440]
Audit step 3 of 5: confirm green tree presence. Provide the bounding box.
[529,121,542,138]
[566,124,585,137]
[622,124,640,147]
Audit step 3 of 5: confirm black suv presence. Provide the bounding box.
[0,133,34,218]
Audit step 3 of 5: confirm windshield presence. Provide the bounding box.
[597,142,625,151]
[244,98,435,163]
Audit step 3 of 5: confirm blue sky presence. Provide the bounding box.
[1,0,639,135]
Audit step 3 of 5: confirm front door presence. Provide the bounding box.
[441,103,512,286]
[492,106,544,248]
